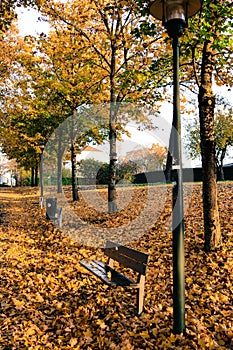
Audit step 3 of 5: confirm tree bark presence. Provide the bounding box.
[71,142,79,201]
[216,164,225,181]
[198,40,222,252]
[216,147,227,181]
[108,39,117,213]
[39,152,44,207]
[31,167,35,187]
[165,149,173,182]
[108,118,117,213]
[57,129,63,194]
[35,162,39,187]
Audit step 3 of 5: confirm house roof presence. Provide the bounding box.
[83,146,102,152]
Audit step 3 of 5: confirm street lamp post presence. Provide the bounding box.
[149,0,202,334]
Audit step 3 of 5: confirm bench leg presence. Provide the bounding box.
[58,215,62,228]
[136,275,145,315]
[55,208,62,228]
[39,196,44,209]
[54,216,62,228]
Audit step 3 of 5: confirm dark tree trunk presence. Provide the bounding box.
[35,162,39,187]
[198,41,222,252]
[108,119,117,213]
[31,167,35,187]
[216,147,227,181]
[57,153,63,193]
[108,41,117,213]
[39,152,44,207]
[57,130,63,194]
[165,150,173,182]
[216,165,225,181]
[71,142,79,201]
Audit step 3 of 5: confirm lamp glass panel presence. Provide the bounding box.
[166,0,186,21]
[149,0,201,21]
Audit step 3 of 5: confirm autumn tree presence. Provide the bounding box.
[0,22,108,193]
[22,26,113,198]
[185,97,233,181]
[123,143,167,172]
[214,108,233,180]
[0,27,45,184]
[37,29,108,198]
[39,0,168,212]
[182,0,233,251]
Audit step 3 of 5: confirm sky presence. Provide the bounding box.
[16,7,50,36]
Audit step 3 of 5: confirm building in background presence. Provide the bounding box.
[0,151,16,186]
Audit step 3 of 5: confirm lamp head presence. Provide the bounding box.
[149,0,202,37]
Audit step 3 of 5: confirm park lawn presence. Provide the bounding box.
[0,183,232,349]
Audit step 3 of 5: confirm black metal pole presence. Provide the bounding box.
[171,34,185,334]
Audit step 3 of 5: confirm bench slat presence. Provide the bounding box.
[105,241,148,264]
[80,259,136,286]
[104,241,149,275]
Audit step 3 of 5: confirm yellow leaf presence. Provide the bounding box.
[12,298,24,309]
[140,330,149,338]
[26,327,36,337]
[96,319,107,329]
[35,292,44,302]
[70,338,78,346]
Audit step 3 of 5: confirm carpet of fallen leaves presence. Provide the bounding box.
[0,183,232,350]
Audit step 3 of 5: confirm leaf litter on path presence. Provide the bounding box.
[0,183,232,349]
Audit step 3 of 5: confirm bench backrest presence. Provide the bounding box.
[46,197,57,218]
[104,240,149,275]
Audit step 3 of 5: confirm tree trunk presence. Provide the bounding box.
[216,164,225,181]
[198,40,222,252]
[165,149,173,182]
[57,130,63,194]
[216,147,227,181]
[108,40,117,213]
[39,152,44,207]
[31,167,35,187]
[57,153,63,193]
[35,162,39,187]
[71,142,79,201]
[108,118,117,213]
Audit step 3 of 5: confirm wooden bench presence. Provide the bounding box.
[80,240,149,315]
[46,197,62,228]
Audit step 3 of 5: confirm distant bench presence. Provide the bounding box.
[46,197,62,228]
[80,240,149,315]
